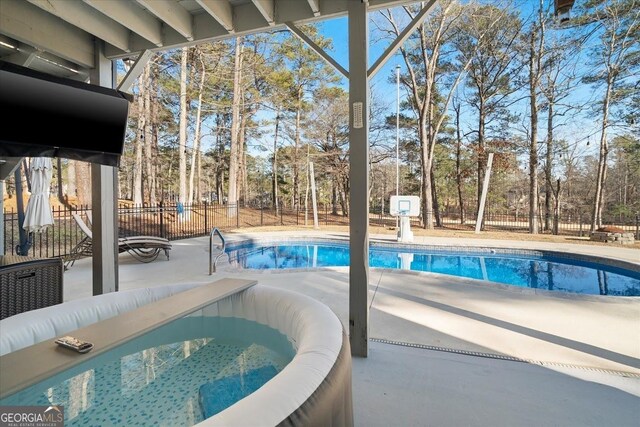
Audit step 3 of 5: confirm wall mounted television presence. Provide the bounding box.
[0,61,131,167]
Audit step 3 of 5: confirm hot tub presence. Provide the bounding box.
[0,280,353,426]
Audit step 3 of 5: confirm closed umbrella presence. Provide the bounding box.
[23,157,54,234]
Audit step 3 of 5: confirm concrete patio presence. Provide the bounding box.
[62,232,640,426]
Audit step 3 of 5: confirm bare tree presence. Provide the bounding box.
[178,47,188,207]
[378,0,486,228]
[580,0,640,230]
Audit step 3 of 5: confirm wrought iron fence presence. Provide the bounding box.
[3,202,638,259]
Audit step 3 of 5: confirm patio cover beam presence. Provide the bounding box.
[251,0,275,26]
[90,41,119,295]
[196,0,234,33]
[367,0,436,78]
[26,0,131,53]
[0,0,95,68]
[117,50,153,93]
[135,0,193,41]
[348,0,370,358]
[307,0,321,17]
[82,0,163,47]
[285,22,348,79]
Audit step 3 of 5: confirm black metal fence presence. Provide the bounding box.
[369,206,640,237]
[3,202,639,259]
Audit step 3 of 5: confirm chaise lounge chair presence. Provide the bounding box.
[65,212,171,268]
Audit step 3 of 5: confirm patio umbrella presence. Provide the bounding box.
[22,157,54,234]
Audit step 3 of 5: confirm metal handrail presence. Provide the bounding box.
[209,227,226,275]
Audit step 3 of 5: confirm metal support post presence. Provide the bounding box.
[90,41,119,295]
[348,0,370,357]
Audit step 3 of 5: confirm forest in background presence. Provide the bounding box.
[4,0,639,234]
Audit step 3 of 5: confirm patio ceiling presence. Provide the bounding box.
[0,0,421,78]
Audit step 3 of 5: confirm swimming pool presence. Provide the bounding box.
[226,241,640,296]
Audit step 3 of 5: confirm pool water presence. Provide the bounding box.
[0,317,295,426]
[227,242,640,296]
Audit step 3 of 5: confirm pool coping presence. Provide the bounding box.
[218,236,640,301]
[0,278,256,399]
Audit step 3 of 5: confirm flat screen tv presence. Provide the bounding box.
[0,61,131,167]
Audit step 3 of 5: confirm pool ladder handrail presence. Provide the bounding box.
[209,227,226,275]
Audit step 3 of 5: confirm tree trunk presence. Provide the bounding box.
[143,62,156,205]
[430,164,441,227]
[188,57,205,205]
[591,77,612,231]
[74,161,91,207]
[545,95,554,231]
[476,101,486,216]
[454,103,465,224]
[528,27,539,234]
[272,112,280,212]
[133,75,145,205]
[293,86,303,209]
[228,38,243,215]
[178,47,188,206]
[66,160,76,202]
[151,66,160,203]
[238,109,248,204]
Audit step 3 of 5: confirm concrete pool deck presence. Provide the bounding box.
[61,231,640,426]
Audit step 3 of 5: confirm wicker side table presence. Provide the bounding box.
[0,256,64,320]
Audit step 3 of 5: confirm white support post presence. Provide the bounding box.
[117,50,153,93]
[475,152,494,234]
[90,41,119,295]
[348,0,370,358]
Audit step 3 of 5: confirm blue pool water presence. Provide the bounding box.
[227,242,640,296]
[1,316,295,426]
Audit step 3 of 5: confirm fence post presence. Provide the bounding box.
[204,200,208,233]
[159,202,165,238]
[261,200,263,226]
[236,201,240,229]
[636,213,639,240]
[579,214,583,237]
[281,205,284,226]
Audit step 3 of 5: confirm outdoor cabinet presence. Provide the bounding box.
[0,256,63,320]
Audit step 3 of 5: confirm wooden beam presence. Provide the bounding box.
[368,0,436,78]
[286,22,348,78]
[136,0,193,41]
[196,0,234,33]
[251,0,275,25]
[27,0,131,52]
[0,0,94,68]
[307,0,321,17]
[117,50,153,93]
[83,0,163,47]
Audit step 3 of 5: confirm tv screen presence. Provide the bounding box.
[0,61,131,167]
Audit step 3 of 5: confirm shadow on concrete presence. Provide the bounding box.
[375,286,640,370]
